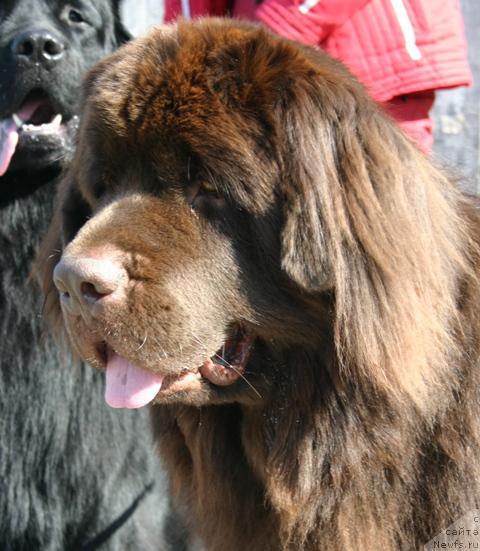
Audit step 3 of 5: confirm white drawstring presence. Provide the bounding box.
[390,0,422,60]
[298,0,321,15]
[297,0,422,62]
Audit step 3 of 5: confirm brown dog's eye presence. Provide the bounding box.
[199,180,219,196]
[185,177,226,214]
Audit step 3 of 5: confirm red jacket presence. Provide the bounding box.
[165,0,472,103]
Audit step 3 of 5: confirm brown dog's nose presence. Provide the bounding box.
[53,256,127,317]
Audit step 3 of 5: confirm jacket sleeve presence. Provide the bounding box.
[256,0,372,45]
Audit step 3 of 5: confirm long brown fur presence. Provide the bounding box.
[38,18,480,550]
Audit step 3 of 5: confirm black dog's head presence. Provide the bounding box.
[0,0,129,175]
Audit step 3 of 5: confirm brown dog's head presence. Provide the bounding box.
[39,18,467,411]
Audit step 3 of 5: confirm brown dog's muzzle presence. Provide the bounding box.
[48,193,259,408]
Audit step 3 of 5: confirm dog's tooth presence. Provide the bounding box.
[20,115,63,133]
[51,114,62,126]
[12,113,23,128]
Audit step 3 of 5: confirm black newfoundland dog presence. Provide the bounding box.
[0,2,186,550]
[39,19,480,550]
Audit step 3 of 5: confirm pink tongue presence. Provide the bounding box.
[0,118,19,177]
[105,353,164,409]
[0,100,45,177]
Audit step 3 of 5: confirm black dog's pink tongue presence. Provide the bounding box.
[0,100,46,176]
[0,117,19,177]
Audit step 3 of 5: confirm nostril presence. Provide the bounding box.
[53,254,127,316]
[44,37,64,58]
[16,39,34,56]
[12,31,65,62]
[81,281,109,302]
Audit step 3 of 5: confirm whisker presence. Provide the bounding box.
[211,350,262,399]
[213,352,262,398]
[192,332,262,399]
[40,294,49,316]
[151,336,169,359]
[135,333,148,352]
[191,332,208,352]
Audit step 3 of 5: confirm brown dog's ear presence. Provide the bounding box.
[277,43,474,408]
[281,179,332,293]
[279,108,335,293]
[34,160,94,335]
[34,209,63,335]
[278,50,366,293]
[278,45,423,296]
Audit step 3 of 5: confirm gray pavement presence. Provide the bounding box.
[433,0,480,194]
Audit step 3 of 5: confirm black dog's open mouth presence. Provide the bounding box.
[13,89,64,135]
[0,88,71,176]
[97,325,256,409]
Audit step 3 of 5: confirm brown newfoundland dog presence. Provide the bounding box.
[38,18,480,551]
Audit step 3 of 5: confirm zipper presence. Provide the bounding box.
[390,0,422,60]
[298,0,321,15]
[181,0,191,19]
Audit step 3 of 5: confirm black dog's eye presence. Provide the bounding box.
[68,8,84,23]
[63,5,85,25]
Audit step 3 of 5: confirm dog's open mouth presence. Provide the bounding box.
[0,89,65,176]
[102,325,256,409]
[14,89,62,132]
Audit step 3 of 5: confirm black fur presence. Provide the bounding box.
[0,2,186,549]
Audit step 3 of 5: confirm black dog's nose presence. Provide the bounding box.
[12,29,65,65]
